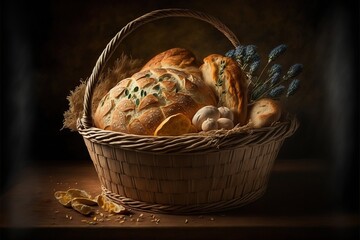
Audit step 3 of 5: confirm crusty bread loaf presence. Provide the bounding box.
[141,48,196,70]
[93,48,217,135]
[141,48,202,80]
[200,54,248,125]
[249,98,281,128]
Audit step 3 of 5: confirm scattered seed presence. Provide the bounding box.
[185,219,188,224]
[210,217,215,221]
[81,219,97,225]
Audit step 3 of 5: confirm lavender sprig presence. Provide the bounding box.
[284,64,303,80]
[268,85,285,98]
[249,60,261,75]
[268,44,287,63]
[269,72,281,85]
[234,45,246,66]
[286,79,300,97]
[244,45,257,64]
[268,64,282,77]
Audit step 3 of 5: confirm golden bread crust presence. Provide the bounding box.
[200,54,248,125]
[141,48,198,70]
[249,98,281,128]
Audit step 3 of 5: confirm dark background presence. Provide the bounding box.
[1,0,359,213]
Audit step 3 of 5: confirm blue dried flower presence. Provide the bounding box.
[225,49,235,58]
[248,53,260,64]
[268,44,287,63]
[269,72,281,85]
[235,45,246,58]
[267,64,282,77]
[243,45,256,63]
[244,48,260,64]
[246,45,257,56]
[234,45,246,65]
[268,85,285,98]
[249,60,261,75]
[286,79,300,97]
[286,64,303,79]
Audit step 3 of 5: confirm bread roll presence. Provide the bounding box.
[249,98,281,128]
[200,54,248,125]
[93,48,217,135]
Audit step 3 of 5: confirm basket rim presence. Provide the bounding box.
[77,115,299,154]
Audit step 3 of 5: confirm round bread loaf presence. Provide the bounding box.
[200,54,248,125]
[141,48,199,72]
[93,48,217,135]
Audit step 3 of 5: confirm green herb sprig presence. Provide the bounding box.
[214,60,227,106]
[226,44,303,102]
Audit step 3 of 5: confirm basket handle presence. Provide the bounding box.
[79,8,240,129]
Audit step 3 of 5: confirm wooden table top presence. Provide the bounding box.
[0,159,358,240]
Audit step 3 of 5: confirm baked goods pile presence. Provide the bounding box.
[94,46,301,136]
[93,48,218,135]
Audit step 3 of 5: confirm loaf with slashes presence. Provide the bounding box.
[93,48,219,135]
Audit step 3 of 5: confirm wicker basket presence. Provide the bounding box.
[77,9,299,214]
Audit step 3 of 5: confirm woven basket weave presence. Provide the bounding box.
[77,9,299,214]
